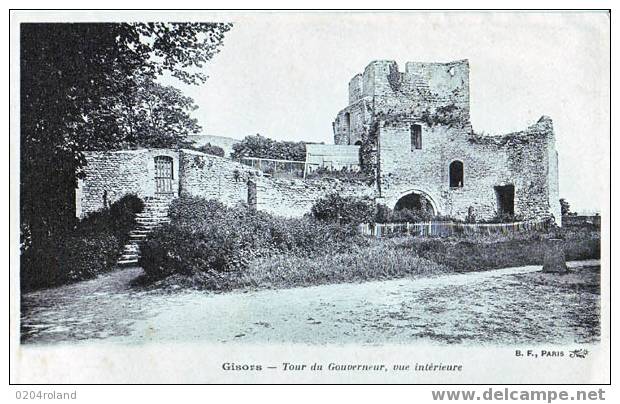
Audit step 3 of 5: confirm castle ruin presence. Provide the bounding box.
[332,59,561,223]
[77,59,561,225]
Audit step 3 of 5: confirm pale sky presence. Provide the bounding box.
[163,11,610,213]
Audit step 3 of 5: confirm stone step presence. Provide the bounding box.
[136,211,169,217]
[116,199,174,266]
[137,221,167,226]
[135,222,166,228]
[135,227,159,233]
[136,220,160,226]
[117,258,139,266]
[137,218,168,224]
[136,216,168,221]
[135,216,168,222]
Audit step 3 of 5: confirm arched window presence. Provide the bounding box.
[449,160,464,188]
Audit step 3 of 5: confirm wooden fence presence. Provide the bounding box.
[357,219,551,238]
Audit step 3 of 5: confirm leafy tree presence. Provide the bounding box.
[194,143,225,157]
[231,134,306,161]
[112,77,202,149]
[20,22,232,245]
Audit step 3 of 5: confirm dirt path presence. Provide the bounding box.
[20,260,600,345]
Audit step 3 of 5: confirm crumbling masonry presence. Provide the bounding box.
[334,59,560,223]
[77,59,560,225]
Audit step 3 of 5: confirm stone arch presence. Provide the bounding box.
[391,189,438,216]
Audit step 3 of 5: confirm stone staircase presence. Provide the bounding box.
[117,195,174,266]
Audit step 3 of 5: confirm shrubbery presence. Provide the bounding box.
[139,196,365,283]
[193,142,225,157]
[137,195,601,293]
[21,194,144,291]
[311,194,376,224]
[374,205,438,223]
[305,167,374,184]
[231,134,306,161]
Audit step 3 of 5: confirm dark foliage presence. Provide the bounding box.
[311,194,376,225]
[193,142,226,157]
[305,166,374,184]
[560,198,574,216]
[231,134,306,161]
[20,22,231,253]
[374,206,437,223]
[139,196,364,283]
[21,195,144,291]
[112,77,202,149]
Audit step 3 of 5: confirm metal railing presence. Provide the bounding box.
[358,219,551,238]
[239,157,316,178]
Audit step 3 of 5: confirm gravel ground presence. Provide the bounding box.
[20,260,600,345]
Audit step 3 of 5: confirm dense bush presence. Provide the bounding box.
[311,194,376,224]
[374,206,436,223]
[21,194,144,291]
[138,196,601,292]
[193,142,225,157]
[231,134,306,161]
[305,166,374,184]
[139,196,365,282]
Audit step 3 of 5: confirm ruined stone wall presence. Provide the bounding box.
[334,59,470,146]
[181,151,376,218]
[76,149,180,217]
[378,117,559,221]
[179,149,259,206]
[79,148,376,219]
[348,74,364,105]
[256,177,376,218]
[333,100,369,145]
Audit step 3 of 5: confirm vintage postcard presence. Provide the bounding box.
[9,10,610,385]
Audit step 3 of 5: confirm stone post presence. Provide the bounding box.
[542,238,568,274]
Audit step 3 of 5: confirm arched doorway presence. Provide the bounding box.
[393,190,437,216]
